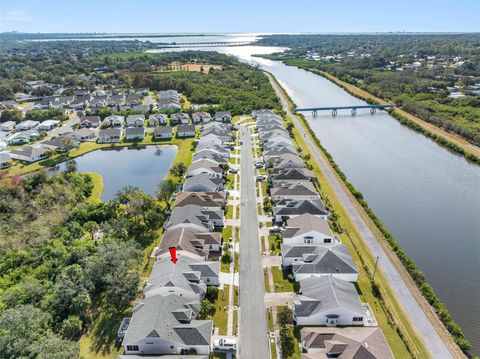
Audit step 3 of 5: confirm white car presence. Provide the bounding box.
[214,337,237,352]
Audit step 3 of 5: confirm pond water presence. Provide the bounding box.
[49,145,177,201]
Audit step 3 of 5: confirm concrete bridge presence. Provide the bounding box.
[295,104,393,117]
[165,41,251,46]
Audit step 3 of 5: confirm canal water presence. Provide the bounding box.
[47,33,479,352]
[50,145,177,201]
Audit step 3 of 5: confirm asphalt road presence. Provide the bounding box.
[238,125,270,359]
[267,74,455,359]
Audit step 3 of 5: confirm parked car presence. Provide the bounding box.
[229,168,239,174]
[214,338,237,352]
[256,175,266,181]
[254,161,264,169]
[269,226,282,234]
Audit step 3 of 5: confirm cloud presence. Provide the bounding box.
[1,10,33,22]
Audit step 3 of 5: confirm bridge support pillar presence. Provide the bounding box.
[370,108,376,114]
[332,109,337,117]
[312,110,317,117]
[351,108,357,116]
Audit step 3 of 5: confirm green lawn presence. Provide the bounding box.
[269,235,281,255]
[234,253,239,273]
[271,266,294,293]
[235,204,240,219]
[233,286,239,307]
[267,308,274,332]
[220,257,231,273]
[264,268,271,293]
[260,235,266,253]
[229,157,236,165]
[226,205,234,219]
[222,226,233,241]
[78,295,130,359]
[226,174,235,190]
[270,339,278,359]
[85,172,104,203]
[260,182,267,197]
[277,306,301,359]
[233,309,239,336]
[212,285,230,336]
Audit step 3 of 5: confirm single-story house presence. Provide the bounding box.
[98,128,123,143]
[294,276,366,326]
[144,254,219,299]
[300,327,394,359]
[271,182,319,201]
[73,128,95,142]
[171,113,190,125]
[291,243,358,282]
[187,159,223,179]
[126,114,145,127]
[125,127,145,141]
[155,227,221,259]
[177,125,196,138]
[215,111,232,123]
[0,121,16,132]
[37,119,61,131]
[183,173,223,192]
[273,199,329,223]
[0,152,12,169]
[149,113,168,126]
[154,126,173,140]
[270,168,314,185]
[70,99,86,109]
[282,213,336,246]
[6,132,32,145]
[15,120,39,131]
[103,115,125,128]
[192,112,212,123]
[174,192,227,210]
[122,294,212,355]
[192,151,228,165]
[41,135,80,152]
[125,94,141,107]
[165,205,224,231]
[80,115,101,128]
[10,145,49,162]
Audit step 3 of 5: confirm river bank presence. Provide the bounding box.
[267,72,468,358]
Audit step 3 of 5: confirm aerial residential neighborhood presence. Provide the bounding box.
[0,2,478,358]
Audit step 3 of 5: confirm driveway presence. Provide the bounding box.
[262,256,282,268]
[267,73,454,359]
[264,292,297,308]
[238,125,269,359]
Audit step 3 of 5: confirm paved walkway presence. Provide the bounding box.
[268,73,454,359]
[262,256,282,268]
[238,125,269,359]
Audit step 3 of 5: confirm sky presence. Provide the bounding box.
[0,0,479,33]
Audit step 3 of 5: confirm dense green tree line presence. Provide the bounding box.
[0,169,165,358]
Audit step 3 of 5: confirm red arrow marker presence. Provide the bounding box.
[169,247,177,264]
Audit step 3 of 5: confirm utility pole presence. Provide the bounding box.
[372,256,380,282]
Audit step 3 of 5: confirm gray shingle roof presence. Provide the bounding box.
[166,205,223,231]
[292,243,357,275]
[123,294,211,347]
[283,214,333,239]
[274,199,328,217]
[183,174,222,192]
[295,276,364,317]
[300,327,394,359]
